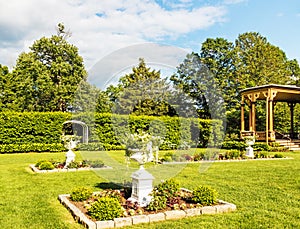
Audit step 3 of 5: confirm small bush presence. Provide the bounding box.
[191,185,218,206]
[155,179,180,199]
[70,187,93,202]
[274,153,284,158]
[255,151,269,158]
[67,161,80,169]
[88,197,122,220]
[253,143,270,152]
[77,143,105,151]
[38,161,55,170]
[222,140,247,151]
[146,195,167,212]
[193,153,204,161]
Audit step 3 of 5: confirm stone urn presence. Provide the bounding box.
[245,137,255,158]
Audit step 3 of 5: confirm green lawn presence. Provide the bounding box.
[0,150,299,228]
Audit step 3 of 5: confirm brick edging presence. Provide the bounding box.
[58,194,236,229]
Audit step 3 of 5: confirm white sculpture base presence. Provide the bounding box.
[130,166,154,207]
[65,149,76,168]
[245,146,254,158]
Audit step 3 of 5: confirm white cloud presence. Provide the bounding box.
[0,0,227,70]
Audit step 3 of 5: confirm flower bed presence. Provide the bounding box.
[58,191,236,229]
[161,150,288,163]
[59,180,236,228]
[30,159,111,173]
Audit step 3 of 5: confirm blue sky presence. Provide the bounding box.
[0,0,299,84]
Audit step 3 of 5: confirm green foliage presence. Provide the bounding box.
[66,161,80,169]
[70,187,93,202]
[155,179,180,199]
[94,189,122,203]
[274,153,284,158]
[38,161,55,170]
[222,140,247,151]
[146,195,167,212]
[0,111,223,152]
[253,143,270,152]
[254,151,270,158]
[223,150,243,159]
[147,179,180,212]
[0,112,70,145]
[77,143,104,151]
[101,58,177,117]
[10,24,87,112]
[191,185,218,206]
[0,143,65,153]
[88,197,122,221]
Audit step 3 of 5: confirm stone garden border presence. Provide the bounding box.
[162,157,293,165]
[58,193,236,229]
[29,164,112,173]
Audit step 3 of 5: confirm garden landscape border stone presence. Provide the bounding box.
[58,193,236,229]
[162,157,293,165]
[29,164,112,173]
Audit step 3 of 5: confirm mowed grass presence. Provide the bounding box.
[0,150,299,229]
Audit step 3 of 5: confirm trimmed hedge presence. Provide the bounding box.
[0,112,71,144]
[0,143,65,153]
[0,112,224,152]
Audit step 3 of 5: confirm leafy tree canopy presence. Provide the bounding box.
[10,23,87,112]
[100,58,177,116]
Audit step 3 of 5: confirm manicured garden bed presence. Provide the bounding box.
[58,193,236,228]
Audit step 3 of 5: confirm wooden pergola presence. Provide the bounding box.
[240,84,300,143]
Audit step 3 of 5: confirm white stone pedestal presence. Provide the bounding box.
[129,166,154,207]
[245,146,254,158]
[65,149,75,168]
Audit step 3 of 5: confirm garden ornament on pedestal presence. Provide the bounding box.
[245,136,255,158]
[125,133,155,207]
[63,135,79,168]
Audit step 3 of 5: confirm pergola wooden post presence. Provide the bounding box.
[240,84,300,142]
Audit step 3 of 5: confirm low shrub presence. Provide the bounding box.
[146,195,167,212]
[253,143,270,151]
[155,179,180,199]
[77,143,105,151]
[255,151,270,158]
[70,187,93,202]
[147,179,180,212]
[191,185,218,206]
[38,161,55,170]
[67,161,80,169]
[222,140,247,151]
[193,152,205,161]
[224,150,242,159]
[0,143,65,153]
[88,197,122,220]
[274,153,284,158]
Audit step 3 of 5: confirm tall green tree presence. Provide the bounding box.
[170,52,225,119]
[0,64,17,111]
[101,58,177,116]
[234,32,295,88]
[171,32,300,134]
[11,23,87,112]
